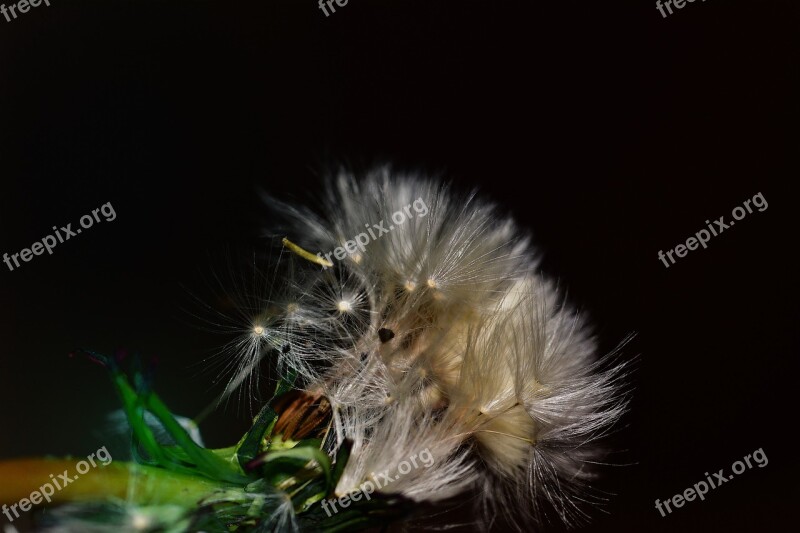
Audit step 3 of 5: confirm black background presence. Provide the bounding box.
[1,1,798,532]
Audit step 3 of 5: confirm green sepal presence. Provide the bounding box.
[236,371,297,470]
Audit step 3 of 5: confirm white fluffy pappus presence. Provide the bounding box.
[227,167,631,530]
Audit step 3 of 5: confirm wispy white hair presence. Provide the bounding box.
[222,166,629,530]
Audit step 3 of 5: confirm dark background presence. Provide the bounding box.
[1,0,798,531]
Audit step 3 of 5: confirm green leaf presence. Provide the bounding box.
[236,371,297,469]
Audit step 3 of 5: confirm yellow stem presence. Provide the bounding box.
[0,458,226,508]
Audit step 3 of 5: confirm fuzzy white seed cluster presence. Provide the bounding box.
[221,167,630,529]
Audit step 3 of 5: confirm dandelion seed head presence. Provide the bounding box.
[246,166,632,529]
